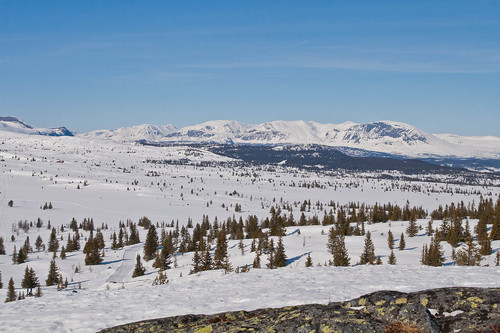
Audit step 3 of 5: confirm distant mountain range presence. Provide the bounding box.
[0,116,73,137]
[1,116,499,166]
[81,119,500,160]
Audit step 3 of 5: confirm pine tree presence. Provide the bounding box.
[46,259,59,286]
[143,225,159,261]
[326,227,337,255]
[21,266,38,294]
[16,246,27,264]
[455,237,482,266]
[388,250,397,265]
[398,232,406,251]
[5,277,16,303]
[0,236,5,255]
[111,232,118,250]
[305,253,313,267]
[332,235,350,266]
[273,236,287,268]
[132,255,145,277]
[359,231,375,265]
[422,235,445,266]
[84,235,102,265]
[201,244,213,271]
[47,227,59,253]
[387,230,394,250]
[12,246,17,264]
[0,271,3,289]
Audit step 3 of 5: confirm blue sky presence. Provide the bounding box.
[1,1,499,135]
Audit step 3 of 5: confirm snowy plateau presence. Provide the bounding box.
[0,117,499,332]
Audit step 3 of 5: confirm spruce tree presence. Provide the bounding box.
[16,246,27,264]
[0,271,3,289]
[359,231,375,265]
[214,228,229,270]
[46,259,59,286]
[333,235,350,266]
[201,244,212,271]
[273,236,287,268]
[406,214,418,237]
[5,277,16,303]
[190,248,202,274]
[455,237,482,266]
[0,236,5,255]
[35,235,43,252]
[387,230,394,250]
[305,253,313,267]
[47,227,59,253]
[143,225,159,261]
[266,239,275,269]
[21,266,38,294]
[388,250,397,265]
[132,254,145,277]
[35,283,42,297]
[252,251,261,268]
[398,233,406,251]
[152,269,168,285]
[490,216,500,241]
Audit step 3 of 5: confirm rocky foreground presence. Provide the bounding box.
[99,287,500,333]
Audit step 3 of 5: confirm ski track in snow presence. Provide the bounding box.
[106,243,143,284]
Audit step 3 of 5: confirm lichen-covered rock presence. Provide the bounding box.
[99,287,500,333]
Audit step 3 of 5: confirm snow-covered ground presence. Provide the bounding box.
[0,130,499,332]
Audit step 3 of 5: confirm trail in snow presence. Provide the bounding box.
[107,243,143,283]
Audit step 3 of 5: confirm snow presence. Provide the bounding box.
[79,119,500,159]
[0,129,499,332]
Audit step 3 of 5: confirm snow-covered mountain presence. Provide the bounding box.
[82,124,177,142]
[82,120,500,159]
[0,116,73,136]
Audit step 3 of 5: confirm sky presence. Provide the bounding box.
[1,1,499,136]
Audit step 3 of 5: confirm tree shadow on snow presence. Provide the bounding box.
[286,252,310,266]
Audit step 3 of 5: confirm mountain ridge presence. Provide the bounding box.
[79,119,500,159]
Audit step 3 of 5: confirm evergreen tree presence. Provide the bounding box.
[60,246,66,260]
[201,244,213,271]
[214,228,230,270]
[46,259,59,286]
[0,271,3,289]
[35,235,43,252]
[490,216,500,241]
[152,269,168,286]
[111,232,118,250]
[16,246,27,264]
[406,215,418,237]
[305,253,313,267]
[388,250,397,265]
[5,277,16,303]
[422,235,445,266]
[12,246,17,264]
[326,227,337,255]
[266,239,275,269]
[477,219,492,255]
[132,255,145,277]
[332,235,350,266]
[35,283,42,297]
[398,232,406,251]
[0,236,5,255]
[190,248,202,274]
[273,236,287,268]
[21,266,38,294]
[387,230,394,250]
[359,231,375,265]
[47,227,59,253]
[455,237,482,266]
[252,251,261,269]
[84,234,102,265]
[143,225,159,261]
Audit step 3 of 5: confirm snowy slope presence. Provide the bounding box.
[81,124,178,142]
[81,120,500,159]
[0,116,73,136]
[0,129,499,332]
